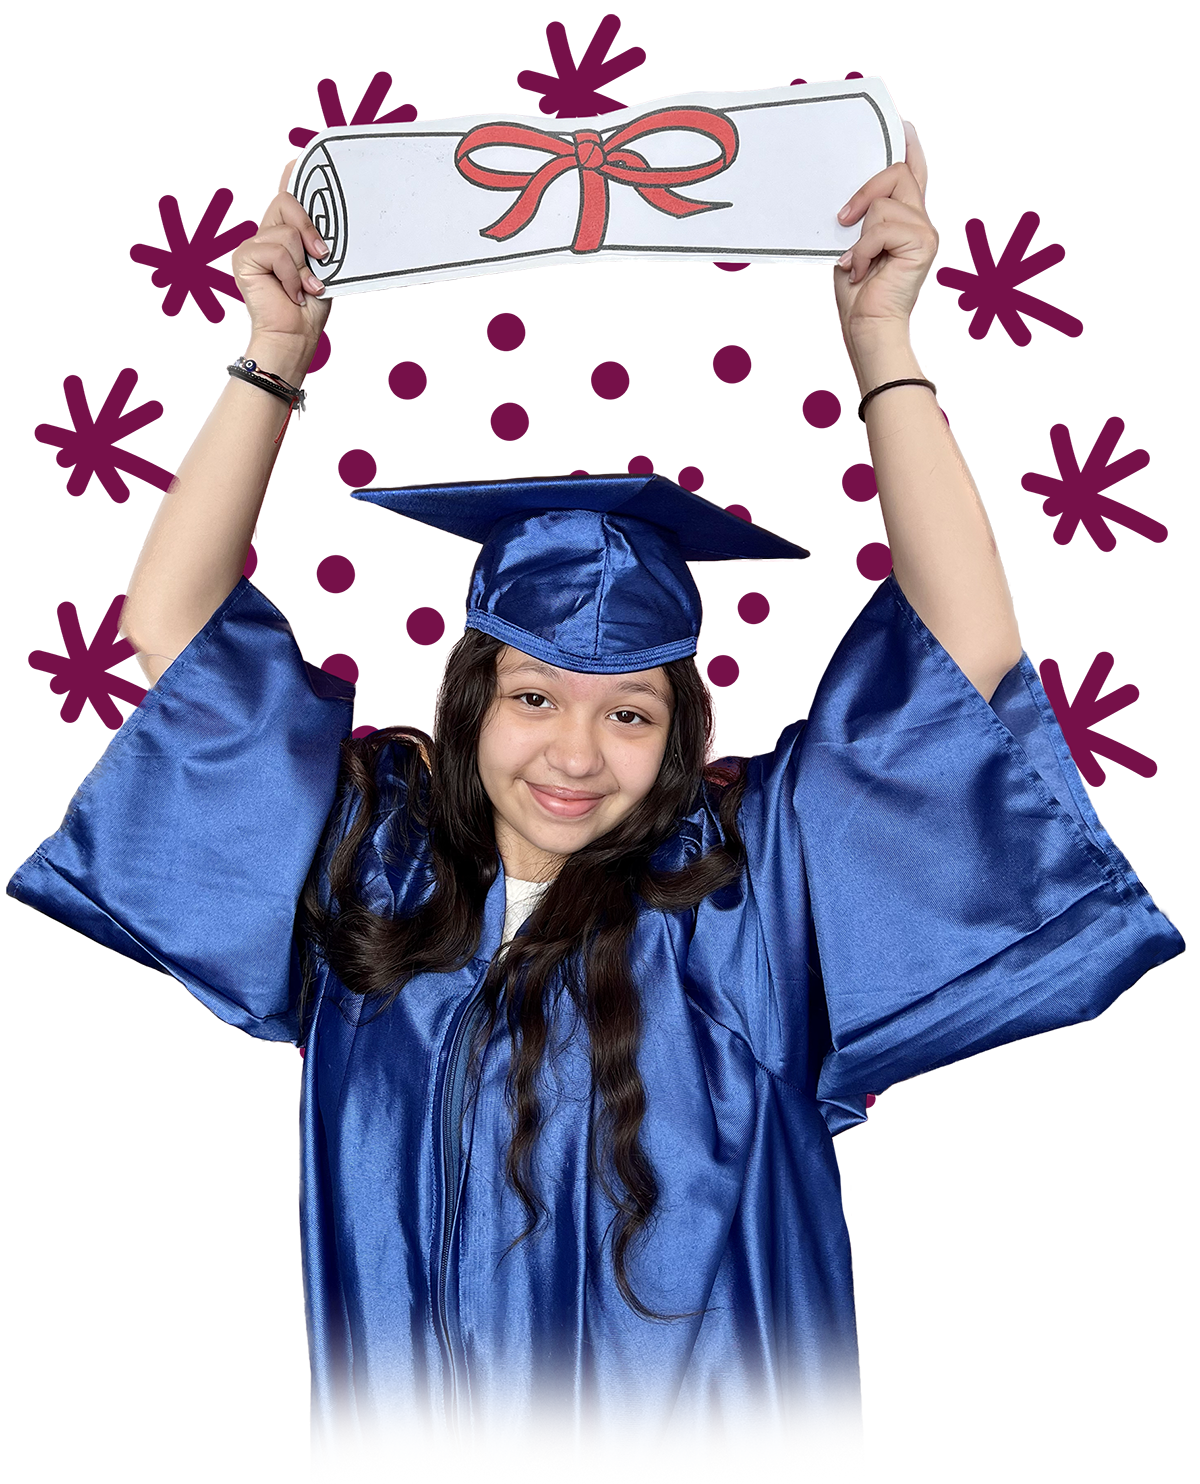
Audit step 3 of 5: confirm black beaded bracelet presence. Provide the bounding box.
[227,357,307,413]
[228,358,306,407]
[857,377,937,421]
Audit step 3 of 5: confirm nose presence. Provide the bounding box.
[543,712,605,780]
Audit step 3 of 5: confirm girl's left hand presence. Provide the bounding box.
[834,121,938,344]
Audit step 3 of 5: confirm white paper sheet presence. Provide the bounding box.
[287,78,905,294]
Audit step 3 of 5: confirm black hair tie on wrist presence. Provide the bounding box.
[857,377,937,421]
[227,358,307,445]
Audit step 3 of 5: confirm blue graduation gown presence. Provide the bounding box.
[7,575,1183,1439]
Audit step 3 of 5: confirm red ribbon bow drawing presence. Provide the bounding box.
[454,106,739,254]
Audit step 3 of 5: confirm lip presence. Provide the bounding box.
[524,782,609,820]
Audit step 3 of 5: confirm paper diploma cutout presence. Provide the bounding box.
[287,78,904,295]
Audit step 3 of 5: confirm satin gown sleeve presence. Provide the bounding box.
[735,575,1185,1134]
[6,578,355,1043]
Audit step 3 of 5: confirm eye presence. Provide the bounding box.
[610,708,650,726]
[515,691,552,709]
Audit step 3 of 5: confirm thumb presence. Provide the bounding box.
[902,122,928,198]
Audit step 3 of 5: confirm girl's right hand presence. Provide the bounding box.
[231,161,332,364]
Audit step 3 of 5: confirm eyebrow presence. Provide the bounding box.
[611,679,671,704]
[500,659,670,705]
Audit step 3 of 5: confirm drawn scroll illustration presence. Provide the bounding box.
[288,78,905,294]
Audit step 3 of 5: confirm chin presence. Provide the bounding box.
[507,800,617,861]
[522,816,603,856]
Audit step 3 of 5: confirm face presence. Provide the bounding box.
[477,647,674,881]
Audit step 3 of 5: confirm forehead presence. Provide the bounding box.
[496,647,671,701]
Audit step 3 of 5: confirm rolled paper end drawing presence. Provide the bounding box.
[295,147,348,285]
[286,78,906,296]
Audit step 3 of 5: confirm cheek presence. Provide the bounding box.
[475,715,506,791]
[613,736,668,802]
[477,714,535,786]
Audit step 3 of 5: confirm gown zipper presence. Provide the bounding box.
[436,986,489,1422]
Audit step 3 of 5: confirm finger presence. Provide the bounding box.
[238,222,324,298]
[254,221,314,275]
[279,196,328,261]
[840,197,931,263]
[256,158,327,259]
[837,161,924,225]
[838,214,936,281]
[836,200,936,270]
[856,197,929,232]
[837,161,923,223]
[903,122,928,197]
[238,238,311,305]
[260,187,329,262]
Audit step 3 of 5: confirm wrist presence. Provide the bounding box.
[243,332,319,388]
[843,322,921,396]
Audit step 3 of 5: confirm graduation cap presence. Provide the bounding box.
[351,473,808,674]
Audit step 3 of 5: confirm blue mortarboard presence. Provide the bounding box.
[351,473,808,673]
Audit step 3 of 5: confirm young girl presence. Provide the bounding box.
[8,123,1183,1450]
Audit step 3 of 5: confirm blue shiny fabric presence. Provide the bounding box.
[351,473,808,672]
[466,509,705,670]
[7,575,1183,1442]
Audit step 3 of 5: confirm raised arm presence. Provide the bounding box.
[833,123,1022,702]
[121,163,330,685]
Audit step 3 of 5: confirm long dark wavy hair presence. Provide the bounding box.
[295,629,747,1318]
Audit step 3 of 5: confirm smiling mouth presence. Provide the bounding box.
[523,782,608,819]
